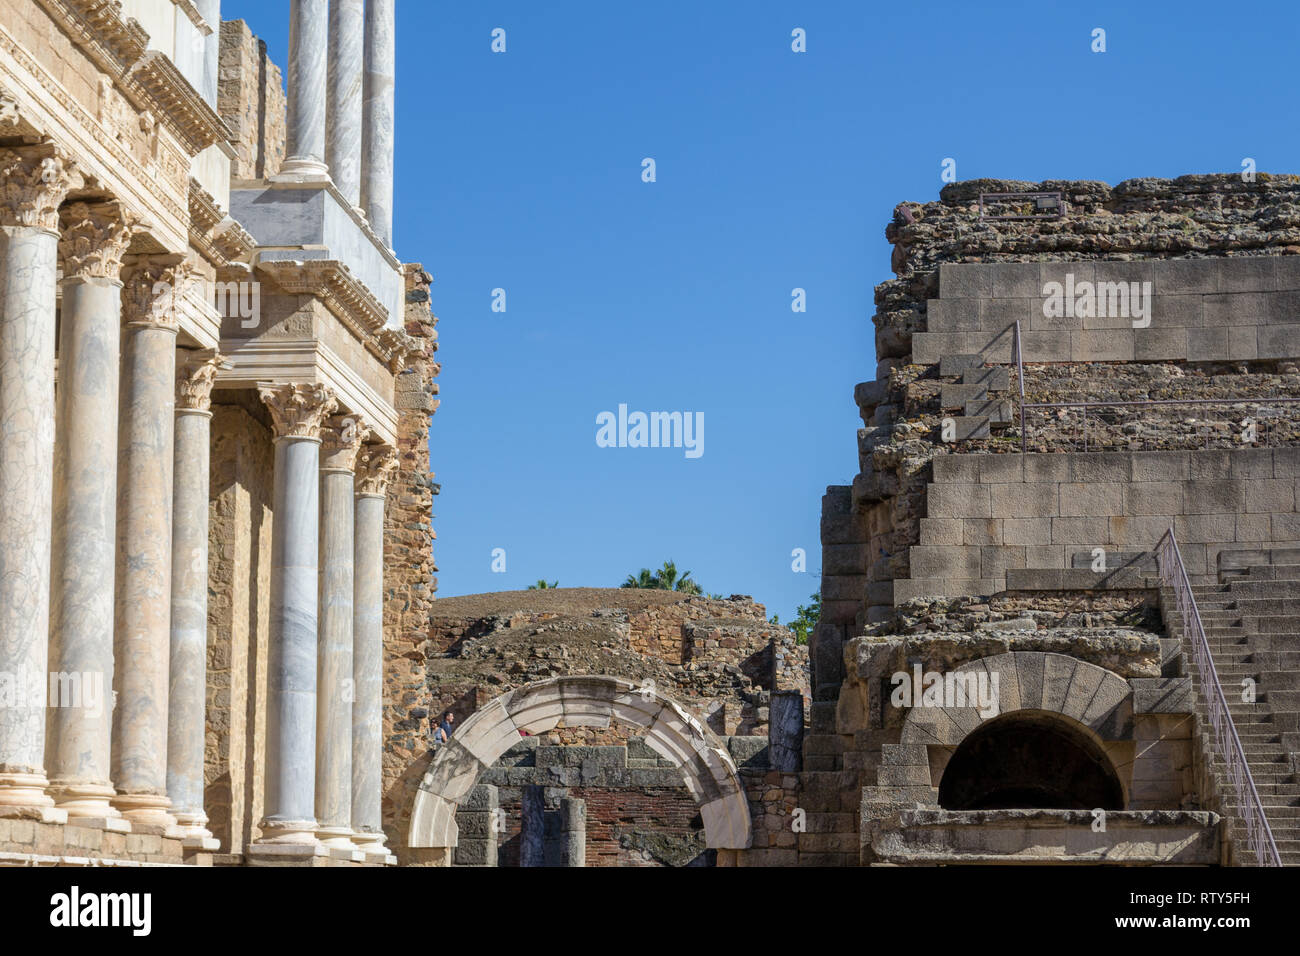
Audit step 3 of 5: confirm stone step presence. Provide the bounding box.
[961,367,1009,391]
[939,415,990,440]
[939,353,984,377]
[963,399,1012,425]
[939,383,987,409]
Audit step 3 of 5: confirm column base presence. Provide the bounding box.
[353,829,397,865]
[0,772,66,823]
[272,157,331,182]
[48,781,127,829]
[317,825,362,861]
[173,809,220,849]
[112,791,178,831]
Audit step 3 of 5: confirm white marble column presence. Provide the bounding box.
[166,351,223,849]
[253,383,337,856]
[196,0,221,107]
[351,443,397,861]
[361,0,395,246]
[112,259,190,831]
[281,0,331,180]
[47,201,134,828]
[315,414,364,857]
[0,147,78,821]
[327,0,364,208]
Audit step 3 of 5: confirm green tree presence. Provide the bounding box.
[620,560,703,594]
[788,592,820,645]
[528,579,558,589]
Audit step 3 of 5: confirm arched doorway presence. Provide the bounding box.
[938,710,1125,811]
[407,675,752,851]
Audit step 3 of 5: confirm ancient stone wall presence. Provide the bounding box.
[218,20,285,180]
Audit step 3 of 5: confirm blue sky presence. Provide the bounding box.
[225,1,1300,620]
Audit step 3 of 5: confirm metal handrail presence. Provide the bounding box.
[1156,528,1282,866]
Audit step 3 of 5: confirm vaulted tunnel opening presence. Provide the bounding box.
[938,711,1124,811]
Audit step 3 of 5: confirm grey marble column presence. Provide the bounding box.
[166,351,223,848]
[282,0,331,179]
[253,383,337,853]
[351,443,397,860]
[46,201,134,828]
[361,0,395,246]
[111,260,190,831]
[0,147,77,821]
[315,414,364,855]
[327,0,364,208]
[195,0,221,107]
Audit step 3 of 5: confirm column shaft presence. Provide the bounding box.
[46,202,132,825]
[255,384,337,851]
[361,0,395,245]
[351,445,396,858]
[283,0,331,178]
[195,0,221,107]
[316,415,363,852]
[0,147,76,819]
[327,0,364,206]
[166,353,223,845]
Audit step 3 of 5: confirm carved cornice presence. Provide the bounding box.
[354,444,399,496]
[258,382,339,441]
[176,349,224,411]
[188,179,255,266]
[321,413,367,472]
[126,51,232,156]
[376,326,421,373]
[121,255,195,329]
[34,0,149,80]
[0,146,80,230]
[58,200,135,280]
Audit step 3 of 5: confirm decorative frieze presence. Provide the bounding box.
[258,382,339,441]
[355,444,399,496]
[176,349,226,411]
[58,201,135,280]
[0,147,80,231]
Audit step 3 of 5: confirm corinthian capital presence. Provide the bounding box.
[355,444,399,496]
[122,256,196,330]
[258,383,338,441]
[321,414,368,472]
[59,201,135,281]
[0,146,81,230]
[176,350,226,412]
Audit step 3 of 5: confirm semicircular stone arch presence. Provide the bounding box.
[407,675,752,851]
[893,652,1134,808]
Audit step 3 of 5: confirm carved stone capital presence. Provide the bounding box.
[121,256,196,329]
[321,414,367,472]
[59,201,135,281]
[258,383,338,441]
[176,349,226,412]
[0,146,81,231]
[355,444,399,496]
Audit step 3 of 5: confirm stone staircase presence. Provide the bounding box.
[937,356,1013,441]
[793,700,861,865]
[1162,564,1300,865]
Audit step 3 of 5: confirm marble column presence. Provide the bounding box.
[46,201,134,828]
[0,147,78,821]
[195,0,221,107]
[327,0,364,208]
[351,443,397,860]
[253,383,337,854]
[281,0,331,179]
[166,351,224,848]
[315,413,364,856]
[361,0,395,246]
[111,259,190,831]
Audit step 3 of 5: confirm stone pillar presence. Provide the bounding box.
[252,383,337,858]
[351,443,397,862]
[452,784,499,867]
[195,0,221,107]
[769,690,804,773]
[519,785,544,867]
[281,0,330,179]
[327,0,364,208]
[111,259,190,831]
[0,147,77,821]
[315,413,364,857]
[46,201,134,828]
[558,797,586,867]
[167,351,224,848]
[361,0,395,246]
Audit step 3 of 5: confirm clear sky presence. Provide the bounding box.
[224,0,1300,620]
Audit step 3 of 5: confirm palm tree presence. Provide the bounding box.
[621,560,703,594]
[622,568,658,589]
[528,579,558,590]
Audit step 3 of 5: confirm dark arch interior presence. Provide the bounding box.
[937,712,1124,811]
